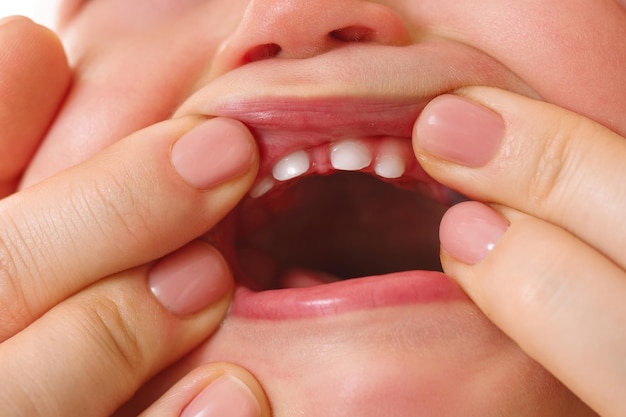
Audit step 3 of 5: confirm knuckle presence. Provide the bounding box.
[524,116,582,208]
[0,208,39,338]
[0,285,35,340]
[68,168,151,251]
[77,289,147,378]
[493,217,576,324]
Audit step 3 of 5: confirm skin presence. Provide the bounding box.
[0,17,267,417]
[6,0,626,416]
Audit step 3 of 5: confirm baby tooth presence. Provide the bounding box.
[375,155,405,179]
[375,138,410,179]
[250,177,275,198]
[272,150,311,181]
[331,140,372,171]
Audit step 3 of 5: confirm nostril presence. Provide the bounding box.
[243,43,282,63]
[329,26,376,43]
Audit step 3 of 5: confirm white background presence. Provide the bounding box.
[0,1,54,26]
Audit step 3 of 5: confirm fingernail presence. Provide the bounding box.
[439,201,509,265]
[149,242,232,316]
[416,95,505,167]
[171,118,256,190]
[181,375,261,417]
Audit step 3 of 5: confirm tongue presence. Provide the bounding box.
[279,268,341,288]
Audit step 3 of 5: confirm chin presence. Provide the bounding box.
[120,301,594,416]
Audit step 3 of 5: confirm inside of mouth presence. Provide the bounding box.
[231,172,448,291]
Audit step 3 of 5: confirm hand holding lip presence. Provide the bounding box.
[413,87,626,417]
[0,46,262,417]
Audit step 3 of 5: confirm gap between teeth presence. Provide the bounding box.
[251,137,412,198]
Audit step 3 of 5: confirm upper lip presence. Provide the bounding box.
[206,97,425,177]
[174,39,537,175]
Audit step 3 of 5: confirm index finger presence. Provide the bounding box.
[0,117,258,340]
[413,87,626,269]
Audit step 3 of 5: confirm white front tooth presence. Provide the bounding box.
[272,150,311,181]
[375,138,410,179]
[375,155,405,179]
[330,140,372,171]
[250,177,275,198]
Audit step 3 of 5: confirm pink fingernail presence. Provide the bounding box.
[149,242,232,316]
[181,375,261,417]
[439,201,509,265]
[416,95,505,167]
[171,118,256,190]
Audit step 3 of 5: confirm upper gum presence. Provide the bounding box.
[249,136,436,198]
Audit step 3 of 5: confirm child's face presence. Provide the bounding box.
[29,1,626,415]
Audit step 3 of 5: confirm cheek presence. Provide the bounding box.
[21,22,224,187]
[22,0,246,188]
[457,1,626,136]
[21,57,179,187]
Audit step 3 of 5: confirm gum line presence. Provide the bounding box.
[250,136,432,198]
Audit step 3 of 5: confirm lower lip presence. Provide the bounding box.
[230,270,469,320]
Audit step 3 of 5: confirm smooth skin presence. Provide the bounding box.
[0,17,268,417]
[5,1,626,416]
[414,88,626,417]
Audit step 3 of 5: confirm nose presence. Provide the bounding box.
[211,0,411,72]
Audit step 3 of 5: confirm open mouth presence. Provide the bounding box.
[205,120,469,318]
[238,171,447,289]
[229,136,455,291]
[173,40,538,318]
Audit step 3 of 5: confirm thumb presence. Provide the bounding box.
[138,363,271,417]
[0,116,258,339]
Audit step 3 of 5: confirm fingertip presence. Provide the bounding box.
[439,201,509,266]
[149,241,234,317]
[171,118,259,190]
[141,364,271,417]
[414,94,505,168]
[180,374,261,417]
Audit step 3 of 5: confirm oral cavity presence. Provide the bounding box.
[250,136,421,199]
[222,135,457,291]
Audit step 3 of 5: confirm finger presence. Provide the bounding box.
[439,201,626,417]
[138,363,270,417]
[0,241,236,417]
[413,87,626,269]
[0,116,258,340]
[0,17,71,196]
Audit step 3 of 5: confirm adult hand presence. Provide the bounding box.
[0,107,261,415]
[0,16,70,197]
[413,87,626,417]
[139,363,271,417]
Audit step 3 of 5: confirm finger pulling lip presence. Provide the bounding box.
[180,40,533,320]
